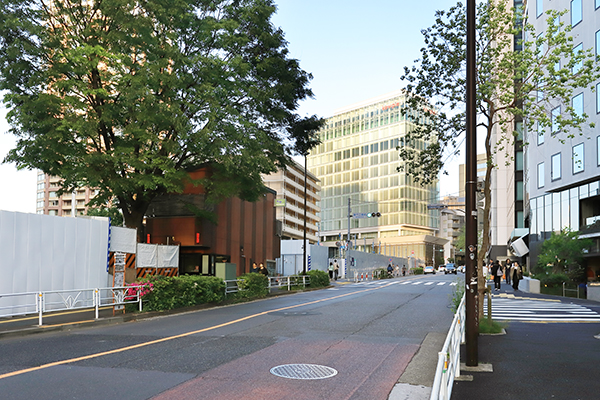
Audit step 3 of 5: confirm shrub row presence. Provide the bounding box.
[129,275,225,312]
[128,270,332,312]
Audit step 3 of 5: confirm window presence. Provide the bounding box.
[537,0,543,17]
[598,136,600,166]
[551,153,561,181]
[597,83,600,114]
[537,121,545,145]
[571,0,582,26]
[573,43,583,74]
[597,0,600,9]
[572,93,583,118]
[596,30,600,58]
[516,151,524,171]
[573,143,584,174]
[551,106,561,134]
[538,162,545,188]
[516,180,524,201]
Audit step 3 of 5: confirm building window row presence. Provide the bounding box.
[537,142,589,187]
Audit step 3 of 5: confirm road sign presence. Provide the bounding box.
[352,213,368,219]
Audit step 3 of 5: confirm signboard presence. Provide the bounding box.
[352,213,368,219]
[275,198,286,207]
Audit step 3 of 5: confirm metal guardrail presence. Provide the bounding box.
[223,275,311,295]
[430,293,466,400]
[0,287,143,326]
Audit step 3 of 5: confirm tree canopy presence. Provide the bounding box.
[535,229,593,282]
[0,0,320,236]
[400,2,598,185]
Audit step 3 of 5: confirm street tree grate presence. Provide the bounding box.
[270,364,338,380]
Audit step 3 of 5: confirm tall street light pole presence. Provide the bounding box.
[465,0,479,366]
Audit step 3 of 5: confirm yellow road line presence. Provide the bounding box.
[0,282,397,380]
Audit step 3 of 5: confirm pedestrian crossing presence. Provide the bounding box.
[339,280,457,288]
[485,294,600,323]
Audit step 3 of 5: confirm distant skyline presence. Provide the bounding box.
[0,0,464,214]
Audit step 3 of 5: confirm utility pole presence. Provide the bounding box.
[465,0,479,366]
[346,197,351,276]
[303,155,308,275]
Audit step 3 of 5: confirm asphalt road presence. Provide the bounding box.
[0,274,460,400]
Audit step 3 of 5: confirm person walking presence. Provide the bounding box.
[491,259,502,291]
[505,260,512,285]
[512,261,522,291]
[333,259,339,280]
[258,263,268,277]
[328,262,334,280]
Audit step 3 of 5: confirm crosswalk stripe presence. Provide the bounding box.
[485,297,600,322]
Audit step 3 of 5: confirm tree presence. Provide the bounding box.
[399,1,599,315]
[0,0,318,240]
[535,229,592,283]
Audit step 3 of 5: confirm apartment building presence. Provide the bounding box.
[36,172,96,217]
[307,90,445,264]
[526,0,600,278]
[262,160,321,243]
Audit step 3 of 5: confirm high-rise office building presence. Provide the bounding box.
[525,0,600,277]
[307,90,445,265]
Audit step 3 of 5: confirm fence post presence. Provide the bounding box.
[38,292,43,326]
[94,288,99,319]
[288,277,291,291]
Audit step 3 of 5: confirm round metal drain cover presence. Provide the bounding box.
[270,364,338,380]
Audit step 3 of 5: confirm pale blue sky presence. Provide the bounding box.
[0,0,461,213]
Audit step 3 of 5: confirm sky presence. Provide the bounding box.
[0,0,463,214]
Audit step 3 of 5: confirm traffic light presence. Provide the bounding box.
[367,212,381,218]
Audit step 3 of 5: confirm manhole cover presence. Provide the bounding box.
[270,364,338,380]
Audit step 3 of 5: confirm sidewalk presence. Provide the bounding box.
[451,284,600,400]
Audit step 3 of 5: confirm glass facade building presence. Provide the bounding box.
[307,90,442,263]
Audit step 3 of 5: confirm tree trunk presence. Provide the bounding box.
[121,201,151,243]
[477,123,494,321]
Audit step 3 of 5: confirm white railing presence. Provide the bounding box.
[0,287,144,326]
[268,275,309,291]
[430,294,466,400]
[223,275,311,295]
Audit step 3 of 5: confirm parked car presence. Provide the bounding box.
[423,265,436,274]
[445,263,457,274]
[457,265,465,273]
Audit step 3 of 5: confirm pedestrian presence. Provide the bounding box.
[505,260,512,285]
[387,263,393,278]
[333,259,339,280]
[512,261,522,291]
[402,265,407,276]
[395,264,400,277]
[250,262,259,273]
[328,262,334,280]
[491,259,502,291]
[258,263,268,277]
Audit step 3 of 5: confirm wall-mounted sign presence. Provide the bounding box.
[275,198,286,207]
